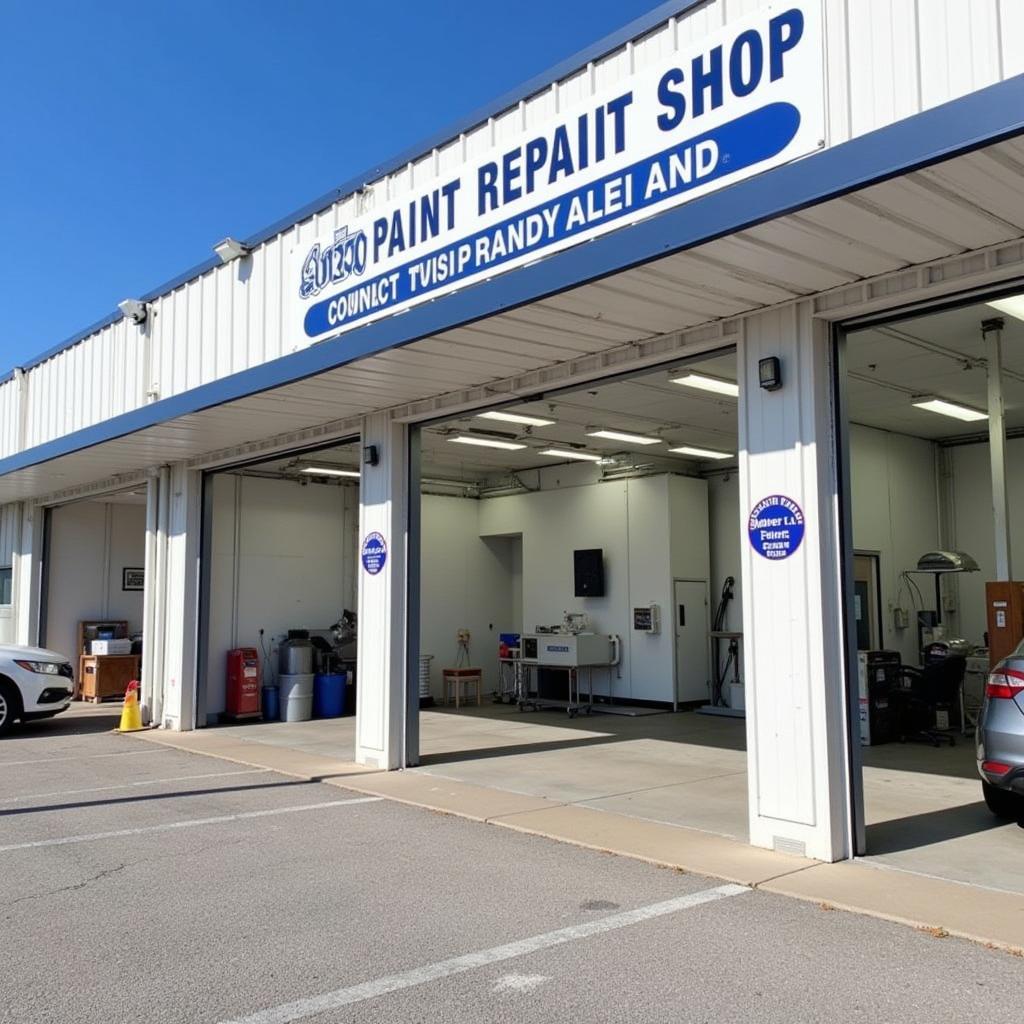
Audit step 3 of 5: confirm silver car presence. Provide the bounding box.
[977,645,1024,819]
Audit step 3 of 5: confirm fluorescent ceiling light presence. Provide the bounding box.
[587,429,663,446]
[476,410,555,427]
[671,372,739,397]
[300,466,360,478]
[987,295,1024,322]
[449,435,527,451]
[911,397,987,422]
[669,446,733,461]
[540,448,603,462]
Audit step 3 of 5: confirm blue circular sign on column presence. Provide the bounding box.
[748,495,805,560]
[361,532,387,575]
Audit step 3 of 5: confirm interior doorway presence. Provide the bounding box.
[852,552,882,651]
[673,578,710,708]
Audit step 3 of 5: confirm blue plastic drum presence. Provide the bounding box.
[262,685,280,721]
[313,673,345,718]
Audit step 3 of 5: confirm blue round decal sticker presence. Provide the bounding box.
[361,532,387,575]
[748,495,805,560]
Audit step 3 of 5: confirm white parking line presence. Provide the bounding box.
[0,748,164,767]
[0,768,271,804]
[219,884,750,1024]
[0,797,383,853]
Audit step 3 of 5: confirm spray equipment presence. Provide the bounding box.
[711,577,737,708]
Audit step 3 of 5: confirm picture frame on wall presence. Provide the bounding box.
[122,567,145,592]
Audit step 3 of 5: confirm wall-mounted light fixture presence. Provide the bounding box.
[214,237,251,263]
[758,356,782,391]
[117,299,148,324]
[363,444,380,466]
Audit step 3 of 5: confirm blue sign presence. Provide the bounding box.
[748,495,805,560]
[294,5,825,342]
[361,532,387,575]
[303,104,801,339]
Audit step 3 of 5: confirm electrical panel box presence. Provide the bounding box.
[632,604,660,634]
[893,607,909,630]
[986,581,1024,667]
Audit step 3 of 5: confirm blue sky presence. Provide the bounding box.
[0,0,661,372]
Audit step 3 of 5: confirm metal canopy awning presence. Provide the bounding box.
[2,76,1023,504]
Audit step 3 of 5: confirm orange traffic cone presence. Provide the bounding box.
[117,680,144,732]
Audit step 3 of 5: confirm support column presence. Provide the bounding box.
[355,412,411,770]
[984,317,1012,581]
[139,473,160,721]
[739,303,855,862]
[13,501,42,648]
[158,464,202,730]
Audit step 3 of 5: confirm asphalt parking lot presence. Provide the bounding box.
[1,708,1022,1024]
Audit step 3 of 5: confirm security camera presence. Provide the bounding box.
[118,299,148,324]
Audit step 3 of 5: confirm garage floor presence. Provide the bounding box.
[206,703,1023,894]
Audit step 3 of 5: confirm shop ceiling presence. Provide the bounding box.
[2,134,1024,503]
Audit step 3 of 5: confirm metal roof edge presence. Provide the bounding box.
[2,71,1022,487]
[1,0,703,384]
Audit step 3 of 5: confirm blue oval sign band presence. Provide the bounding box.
[748,495,805,560]
[303,103,801,339]
[361,531,387,575]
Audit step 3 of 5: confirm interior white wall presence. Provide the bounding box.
[44,500,146,664]
[949,436,1024,645]
[421,472,708,704]
[203,474,357,719]
[848,424,941,664]
[419,495,515,698]
[706,425,944,668]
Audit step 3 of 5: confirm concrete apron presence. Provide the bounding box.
[133,727,1024,954]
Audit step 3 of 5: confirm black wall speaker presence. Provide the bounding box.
[573,548,605,598]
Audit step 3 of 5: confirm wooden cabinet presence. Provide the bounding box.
[78,655,141,703]
[75,620,138,703]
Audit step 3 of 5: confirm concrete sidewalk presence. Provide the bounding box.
[136,725,1024,954]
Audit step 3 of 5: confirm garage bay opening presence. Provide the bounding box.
[412,350,752,840]
[841,289,1024,892]
[197,439,361,730]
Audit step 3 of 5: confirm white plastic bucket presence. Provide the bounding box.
[278,673,314,722]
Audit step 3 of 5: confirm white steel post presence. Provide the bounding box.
[738,303,855,863]
[984,317,1012,581]
[159,464,202,730]
[355,412,410,770]
[139,473,160,722]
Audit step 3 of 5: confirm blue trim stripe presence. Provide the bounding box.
[2,72,1023,481]
[5,0,705,382]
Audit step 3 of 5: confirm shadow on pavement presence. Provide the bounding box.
[866,801,1008,854]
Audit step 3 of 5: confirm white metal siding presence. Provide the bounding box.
[0,504,19,567]
[3,1,1021,461]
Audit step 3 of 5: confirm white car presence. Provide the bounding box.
[0,645,75,735]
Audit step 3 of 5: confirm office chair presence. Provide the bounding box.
[891,655,965,747]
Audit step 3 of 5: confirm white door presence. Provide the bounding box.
[674,579,710,705]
